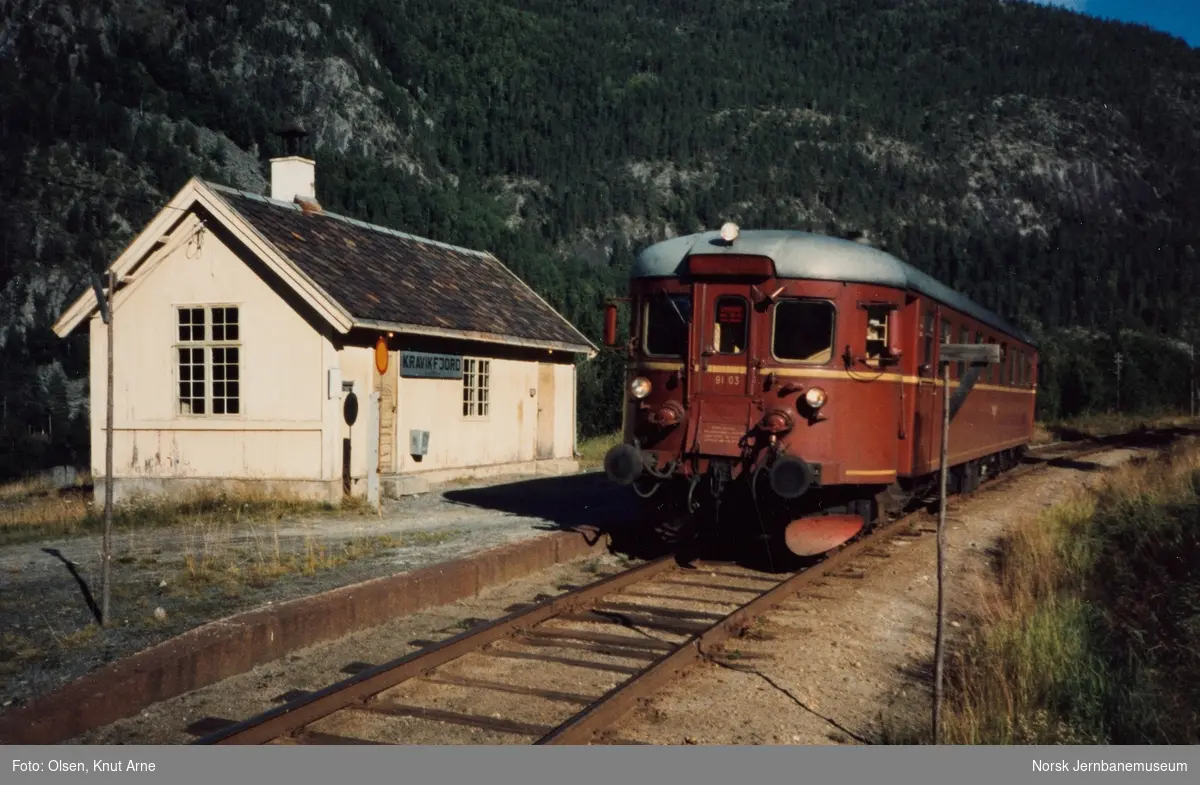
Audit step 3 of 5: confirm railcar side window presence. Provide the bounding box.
[713,296,748,354]
[773,299,836,363]
[643,294,692,357]
[864,305,890,364]
[987,337,996,383]
[922,310,935,371]
[940,318,952,376]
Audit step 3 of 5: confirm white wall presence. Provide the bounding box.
[390,357,576,475]
[89,224,330,485]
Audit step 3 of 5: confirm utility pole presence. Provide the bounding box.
[932,341,1000,744]
[91,271,115,628]
[933,356,950,745]
[103,269,115,628]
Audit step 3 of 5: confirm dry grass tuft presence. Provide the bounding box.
[933,436,1200,745]
[0,480,371,546]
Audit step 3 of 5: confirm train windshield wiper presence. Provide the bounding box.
[665,293,690,327]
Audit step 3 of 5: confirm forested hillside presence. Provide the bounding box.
[1,0,1198,477]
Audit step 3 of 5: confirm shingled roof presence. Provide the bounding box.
[203,182,595,354]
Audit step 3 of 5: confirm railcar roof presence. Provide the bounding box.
[632,229,1036,347]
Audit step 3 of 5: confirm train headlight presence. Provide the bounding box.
[804,386,827,409]
[630,376,652,399]
[720,222,739,243]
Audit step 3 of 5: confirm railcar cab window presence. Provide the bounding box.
[772,299,836,364]
[643,293,691,357]
[712,296,748,354]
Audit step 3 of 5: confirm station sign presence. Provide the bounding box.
[400,351,464,379]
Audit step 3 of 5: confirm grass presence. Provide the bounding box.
[578,431,622,471]
[1040,410,1200,443]
[927,435,1200,745]
[0,480,373,547]
[166,522,467,599]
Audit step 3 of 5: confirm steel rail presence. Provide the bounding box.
[194,554,680,744]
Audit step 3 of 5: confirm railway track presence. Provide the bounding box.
[191,435,1141,747]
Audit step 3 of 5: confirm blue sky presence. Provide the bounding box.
[1038,0,1199,47]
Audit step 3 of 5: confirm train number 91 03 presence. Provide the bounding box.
[713,374,742,386]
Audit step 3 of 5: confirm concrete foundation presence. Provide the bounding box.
[93,458,582,506]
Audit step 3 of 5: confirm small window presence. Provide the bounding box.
[986,338,996,383]
[865,305,890,363]
[643,294,691,357]
[712,296,748,355]
[1000,342,1009,385]
[462,358,490,418]
[773,299,836,363]
[176,305,240,416]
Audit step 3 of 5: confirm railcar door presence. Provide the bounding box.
[685,282,758,457]
[696,283,754,397]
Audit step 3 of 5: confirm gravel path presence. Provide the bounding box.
[0,470,635,711]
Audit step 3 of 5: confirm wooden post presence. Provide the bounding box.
[931,342,1000,744]
[102,270,115,628]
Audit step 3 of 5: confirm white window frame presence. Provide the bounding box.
[462,357,490,419]
[173,304,243,417]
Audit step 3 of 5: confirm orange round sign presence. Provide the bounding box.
[374,336,389,375]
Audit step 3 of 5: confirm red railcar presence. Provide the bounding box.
[602,225,1038,557]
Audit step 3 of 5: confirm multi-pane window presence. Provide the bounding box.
[176,306,240,415]
[462,358,490,418]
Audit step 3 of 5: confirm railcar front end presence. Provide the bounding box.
[601,225,908,557]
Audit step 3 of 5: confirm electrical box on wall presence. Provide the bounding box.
[410,430,430,457]
[327,369,342,399]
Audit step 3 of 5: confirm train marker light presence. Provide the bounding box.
[804,386,827,409]
[630,376,652,399]
[720,222,739,243]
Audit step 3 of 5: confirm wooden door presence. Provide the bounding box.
[536,363,555,460]
[377,357,398,473]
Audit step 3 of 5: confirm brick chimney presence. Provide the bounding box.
[270,124,316,204]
